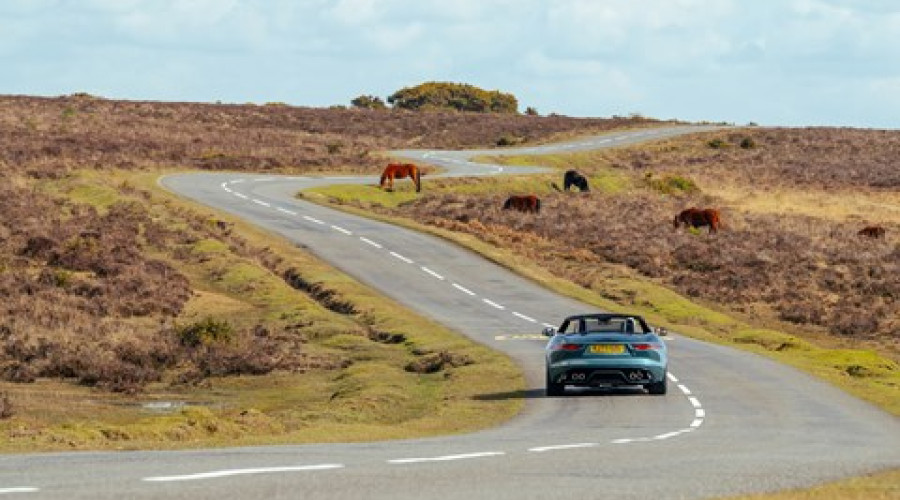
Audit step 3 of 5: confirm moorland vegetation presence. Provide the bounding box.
[0,93,654,450]
[383,128,899,350]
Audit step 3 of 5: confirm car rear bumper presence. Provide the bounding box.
[548,359,666,386]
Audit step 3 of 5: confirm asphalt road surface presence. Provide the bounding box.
[4,126,898,499]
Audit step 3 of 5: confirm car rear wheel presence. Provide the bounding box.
[546,369,565,397]
[646,376,667,395]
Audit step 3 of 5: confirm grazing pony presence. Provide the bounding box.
[674,207,721,234]
[563,169,590,192]
[858,225,886,239]
[503,195,541,214]
[380,163,421,192]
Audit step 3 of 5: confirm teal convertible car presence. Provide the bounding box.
[543,313,668,396]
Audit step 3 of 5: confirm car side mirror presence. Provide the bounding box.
[542,326,557,337]
[653,326,668,336]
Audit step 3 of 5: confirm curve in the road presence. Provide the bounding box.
[4,126,898,500]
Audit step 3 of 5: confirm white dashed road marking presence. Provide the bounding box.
[512,312,536,322]
[421,266,444,280]
[143,464,344,482]
[389,251,413,264]
[529,443,598,453]
[359,237,382,248]
[452,283,476,296]
[331,225,352,235]
[0,488,39,495]
[388,452,505,464]
[482,298,505,310]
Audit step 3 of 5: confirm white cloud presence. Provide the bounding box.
[0,0,897,127]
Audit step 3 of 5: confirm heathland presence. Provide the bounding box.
[0,94,656,451]
[1,93,897,463]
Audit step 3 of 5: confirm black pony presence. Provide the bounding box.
[563,170,590,192]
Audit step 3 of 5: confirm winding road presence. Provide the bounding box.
[3,126,898,499]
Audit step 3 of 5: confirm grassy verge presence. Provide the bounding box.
[723,468,900,499]
[0,169,523,452]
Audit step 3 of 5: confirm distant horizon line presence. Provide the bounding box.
[1,91,895,131]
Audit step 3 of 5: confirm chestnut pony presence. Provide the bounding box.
[674,207,721,234]
[380,163,421,192]
[503,195,541,213]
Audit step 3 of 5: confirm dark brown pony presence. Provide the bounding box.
[563,169,590,192]
[503,195,541,213]
[674,207,721,234]
[858,225,886,239]
[380,163,421,192]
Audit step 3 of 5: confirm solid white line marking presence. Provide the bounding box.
[359,237,382,248]
[303,215,324,224]
[143,464,344,482]
[678,384,692,395]
[276,207,297,215]
[482,298,505,310]
[667,373,679,383]
[689,397,702,408]
[691,419,703,428]
[388,452,504,464]
[234,192,248,200]
[452,283,476,296]
[252,199,271,207]
[529,443,598,452]
[389,251,413,264]
[512,312,536,322]
[0,488,39,494]
[421,267,445,280]
[331,225,352,235]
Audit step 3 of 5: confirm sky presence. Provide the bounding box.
[1,0,898,128]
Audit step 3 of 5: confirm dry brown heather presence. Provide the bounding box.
[0,182,337,393]
[0,93,655,176]
[0,94,651,393]
[384,128,899,352]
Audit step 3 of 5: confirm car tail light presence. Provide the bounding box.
[553,343,582,351]
[631,343,662,351]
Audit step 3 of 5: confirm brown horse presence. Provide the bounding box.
[380,163,421,192]
[674,207,721,234]
[858,225,886,239]
[503,195,541,213]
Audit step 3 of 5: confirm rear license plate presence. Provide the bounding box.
[589,344,625,354]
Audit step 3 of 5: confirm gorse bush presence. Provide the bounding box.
[350,95,387,110]
[497,134,524,146]
[645,173,699,195]
[178,317,235,347]
[388,82,518,113]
